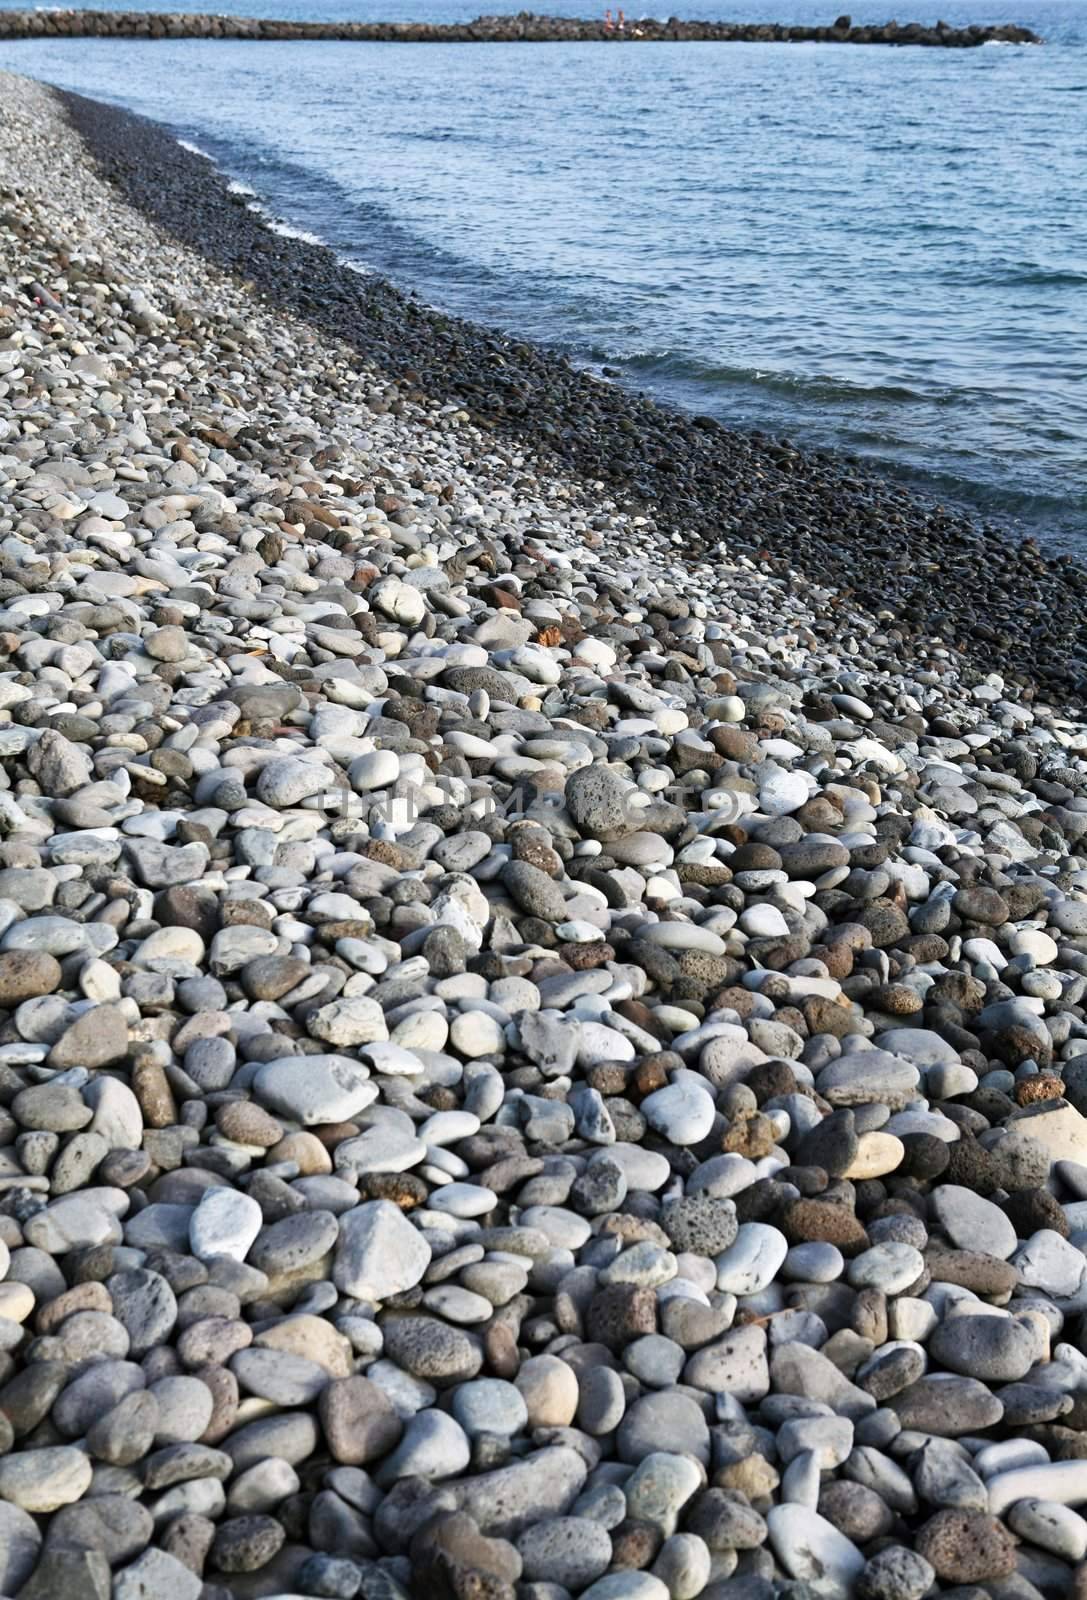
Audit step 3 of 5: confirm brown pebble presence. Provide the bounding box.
[484,1319,519,1379]
[318,1374,402,1464]
[36,1281,112,1335]
[356,1172,428,1208]
[266,1131,332,1175]
[783,1198,869,1256]
[194,1363,239,1444]
[215,1102,283,1148]
[585,1284,657,1351]
[0,951,62,1006]
[923,1241,1017,1299]
[819,1480,895,1542]
[564,942,615,970]
[132,1059,177,1127]
[1015,1075,1065,1105]
[609,1519,661,1570]
[915,1510,1018,1583]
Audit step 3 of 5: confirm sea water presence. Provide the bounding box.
[2,0,1083,542]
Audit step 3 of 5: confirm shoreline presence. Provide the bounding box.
[0,9,1045,46]
[58,82,1087,709]
[6,65,1087,1600]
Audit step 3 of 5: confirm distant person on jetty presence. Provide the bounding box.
[603,8,614,29]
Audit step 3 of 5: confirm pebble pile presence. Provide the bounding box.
[2,65,1087,1600]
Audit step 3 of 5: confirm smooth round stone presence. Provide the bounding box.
[349,750,400,792]
[379,1409,470,1481]
[928,1314,1041,1384]
[594,1144,671,1192]
[364,1038,430,1075]
[858,1546,935,1600]
[518,1517,614,1590]
[641,1082,716,1145]
[335,1125,426,1175]
[987,1459,1087,1517]
[759,768,811,816]
[1007,1498,1087,1561]
[847,1243,924,1296]
[422,1285,494,1325]
[333,1200,431,1302]
[739,904,790,938]
[309,997,387,1048]
[639,923,727,956]
[425,1182,497,1218]
[687,1153,758,1198]
[930,1185,1018,1261]
[189,1189,263,1264]
[600,1241,677,1289]
[818,1053,919,1109]
[624,1334,685,1388]
[451,1379,528,1438]
[877,1028,960,1067]
[767,1504,865,1595]
[618,1392,710,1466]
[515,1355,579,1427]
[1010,929,1059,966]
[231,1348,328,1406]
[519,1207,592,1251]
[419,1110,480,1146]
[842,1132,905,1180]
[135,926,205,965]
[581,1577,670,1600]
[963,937,1006,969]
[892,1375,1003,1436]
[778,1416,854,1470]
[0,1446,93,1512]
[0,1502,41,1593]
[577,1022,635,1067]
[625,1450,703,1538]
[714,1222,789,1295]
[1013,1229,1087,1297]
[577,1366,627,1435]
[928,1062,978,1099]
[1050,901,1087,936]
[783,1243,845,1284]
[652,1533,712,1600]
[253,1056,377,1125]
[0,1284,34,1323]
[450,1011,504,1058]
[460,1258,527,1306]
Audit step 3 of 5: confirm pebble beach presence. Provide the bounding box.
[3,61,1087,1600]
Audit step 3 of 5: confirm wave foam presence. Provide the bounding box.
[267,219,325,247]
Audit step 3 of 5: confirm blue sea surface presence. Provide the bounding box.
[2,2,1084,542]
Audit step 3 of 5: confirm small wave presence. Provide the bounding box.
[267,220,325,247]
[620,351,939,408]
[971,261,1087,288]
[176,139,213,162]
[227,180,256,198]
[1008,267,1087,287]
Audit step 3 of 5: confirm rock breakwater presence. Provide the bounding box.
[0,64,1084,1600]
[0,9,1043,46]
